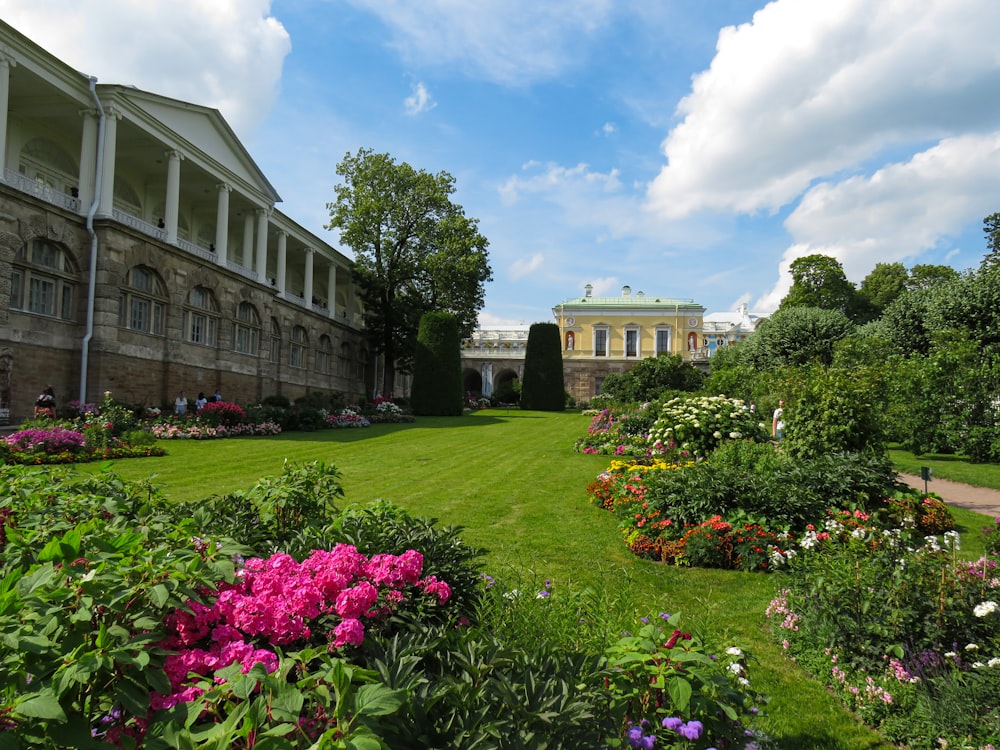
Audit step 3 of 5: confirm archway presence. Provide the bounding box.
[463,367,482,396]
[493,368,519,403]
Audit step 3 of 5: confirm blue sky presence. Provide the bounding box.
[6,0,1000,325]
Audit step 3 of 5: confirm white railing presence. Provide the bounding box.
[460,347,527,359]
[178,237,217,263]
[226,260,258,282]
[113,209,168,241]
[3,168,81,212]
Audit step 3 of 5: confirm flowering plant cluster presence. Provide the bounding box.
[5,426,86,453]
[768,523,1000,748]
[154,545,452,710]
[985,515,1000,555]
[606,613,764,750]
[326,408,371,428]
[574,407,664,457]
[647,395,769,460]
[196,400,248,427]
[150,420,282,439]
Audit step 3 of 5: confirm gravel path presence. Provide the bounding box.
[897,471,1000,519]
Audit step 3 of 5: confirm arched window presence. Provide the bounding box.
[10,240,77,320]
[290,325,307,369]
[183,286,219,345]
[339,342,351,378]
[118,265,166,334]
[268,318,281,363]
[565,331,575,351]
[316,334,332,374]
[233,301,261,355]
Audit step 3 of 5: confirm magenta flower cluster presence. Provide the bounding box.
[5,426,86,453]
[153,544,452,710]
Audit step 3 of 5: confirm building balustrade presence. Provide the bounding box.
[177,237,216,263]
[3,168,80,212]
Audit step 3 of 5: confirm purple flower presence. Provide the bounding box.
[662,717,683,732]
[678,720,703,741]
[627,725,644,746]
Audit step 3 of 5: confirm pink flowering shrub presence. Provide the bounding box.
[154,544,451,709]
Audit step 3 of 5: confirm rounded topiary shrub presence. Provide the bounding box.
[411,312,463,416]
[520,322,565,411]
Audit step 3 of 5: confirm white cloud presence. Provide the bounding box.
[404,82,436,115]
[646,0,1000,219]
[340,0,615,85]
[601,122,617,136]
[1,0,291,135]
[509,253,544,279]
[754,132,1000,311]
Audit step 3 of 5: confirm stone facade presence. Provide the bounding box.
[0,21,369,421]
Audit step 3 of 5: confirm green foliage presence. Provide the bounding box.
[782,363,888,459]
[769,528,1000,748]
[327,147,491,395]
[604,613,763,747]
[410,311,463,416]
[179,459,345,555]
[647,394,769,459]
[630,442,894,532]
[740,306,855,369]
[858,261,908,317]
[520,322,565,411]
[778,253,860,318]
[598,354,704,404]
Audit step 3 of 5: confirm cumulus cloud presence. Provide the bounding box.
[753,132,1000,311]
[646,0,1000,219]
[340,0,615,85]
[509,253,544,279]
[2,0,290,134]
[404,82,436,115]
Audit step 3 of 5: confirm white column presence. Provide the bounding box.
[241,213,254,268]
[97,107,121,217]
[255,209,269,279]
[304,248,315,305]
[164,150,183,244]
[0,57,14,175]
[77,109,99,211]
[214,183,230,265]
[276,231,287,295]
[327,264,337,319]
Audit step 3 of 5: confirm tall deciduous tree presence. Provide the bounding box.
[982,212,1000,270]
[327,148,492,397]
[778,254,859,319]
[858,262,908,318]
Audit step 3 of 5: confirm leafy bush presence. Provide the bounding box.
[196,400,248,427]
[768,529,1000,748]
[647,394,769,459]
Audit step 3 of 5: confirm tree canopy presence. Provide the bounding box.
[778,254,858,318]
[327,148,492,396]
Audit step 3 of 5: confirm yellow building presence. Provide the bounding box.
[552,284,705,402]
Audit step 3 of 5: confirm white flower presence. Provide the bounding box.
[988,657,1000,668]
[973,600,998,618]
[944,651,957,658]
[726,646,743,657]
[851,527,866,540]
[728,662,744,675]
[965,643,979,651]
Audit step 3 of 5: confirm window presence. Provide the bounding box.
[316,335,332,374]
[9,240,77,320]
[290,325,307,369]
[269,318,281,363]
[183,286,219,346]
[233,302,261,355]
[339,342,351,378]
[625,328,639,357]
[594,328,608,357]
[655,328,671,356]
[118,265,166,334]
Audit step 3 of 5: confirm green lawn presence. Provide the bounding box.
[891,446,1000,491]
[79,410,896,749]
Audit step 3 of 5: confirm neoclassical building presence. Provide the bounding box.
[554,284,705,401]
[0,21,369,422]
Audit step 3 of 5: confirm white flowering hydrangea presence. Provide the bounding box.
[647,394,770,459]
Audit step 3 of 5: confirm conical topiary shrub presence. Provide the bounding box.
[410,312,463,416]
[520,322,565,411]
